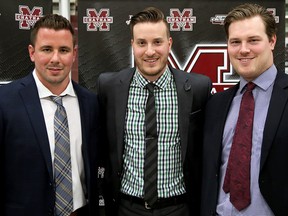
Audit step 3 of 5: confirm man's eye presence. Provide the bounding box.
[60,49,70,53]
[250,39,259,43]
[230,41,240,46]
[42,48,51,52]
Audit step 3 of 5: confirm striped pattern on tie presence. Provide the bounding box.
[144,83,158,207]
[51,96,73,216]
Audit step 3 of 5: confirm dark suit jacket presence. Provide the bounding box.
[97,66,212,215]
[0,73,100,216]
[201,71,288,216]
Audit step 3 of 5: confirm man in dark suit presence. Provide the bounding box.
[0,14,100,216]
[98,7,212,216]
[201,3,288,216]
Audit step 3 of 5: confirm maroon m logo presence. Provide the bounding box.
[15,5,42,30]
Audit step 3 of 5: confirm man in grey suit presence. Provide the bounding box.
[98,7,212,216]
[201,3,288,216]
[0,14,100,216]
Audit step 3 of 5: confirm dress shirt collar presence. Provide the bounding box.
[239,64,277,93]
[134,66,173,90]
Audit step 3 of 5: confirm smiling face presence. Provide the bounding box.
[28,28,76,95]
[131,21,172,82]
[227,16,276,81]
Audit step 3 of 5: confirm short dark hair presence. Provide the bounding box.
[224,3,277,41]
[30,14,75,46]
[129,7,170,39]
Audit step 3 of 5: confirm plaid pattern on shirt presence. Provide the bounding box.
[120,67,186,198]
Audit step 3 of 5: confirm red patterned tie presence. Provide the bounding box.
[223,82,256,211]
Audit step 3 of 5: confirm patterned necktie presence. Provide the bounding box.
[223,82,256,211]
[51,96,73,216]
[144,83,158,208]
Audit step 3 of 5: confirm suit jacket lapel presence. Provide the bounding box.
[115,68,135,166]
[261,72,288,169]
[171,68,193,163]
[19,74,53,181]
[73,83,89,168]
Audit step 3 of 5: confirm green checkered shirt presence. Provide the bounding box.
[120,67,186,198]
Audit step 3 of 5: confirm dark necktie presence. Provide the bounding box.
[50,96,73,216]
[144,83,158,208]
[223,82,256,211]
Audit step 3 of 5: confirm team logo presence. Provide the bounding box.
[210,8,279,26]
[166,8,196,31]
[210,14,226,25]
[174,44,238,93]
[83,8,113,31]
[15,5,43,30]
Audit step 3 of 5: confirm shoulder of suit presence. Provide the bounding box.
[185,71,212,85]
[73,81,96,97]
[211,83,238,100]
[101,67,133,76]
[98,68,135,81]
[171,67,210,79]
[276,70,288,79]
[274,70,288,89]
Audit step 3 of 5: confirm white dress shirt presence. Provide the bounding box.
[33,70,86,211]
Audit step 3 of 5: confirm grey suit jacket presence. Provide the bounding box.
[0,73,100,216]
[97,66,212,215]
[201,71,288,216]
